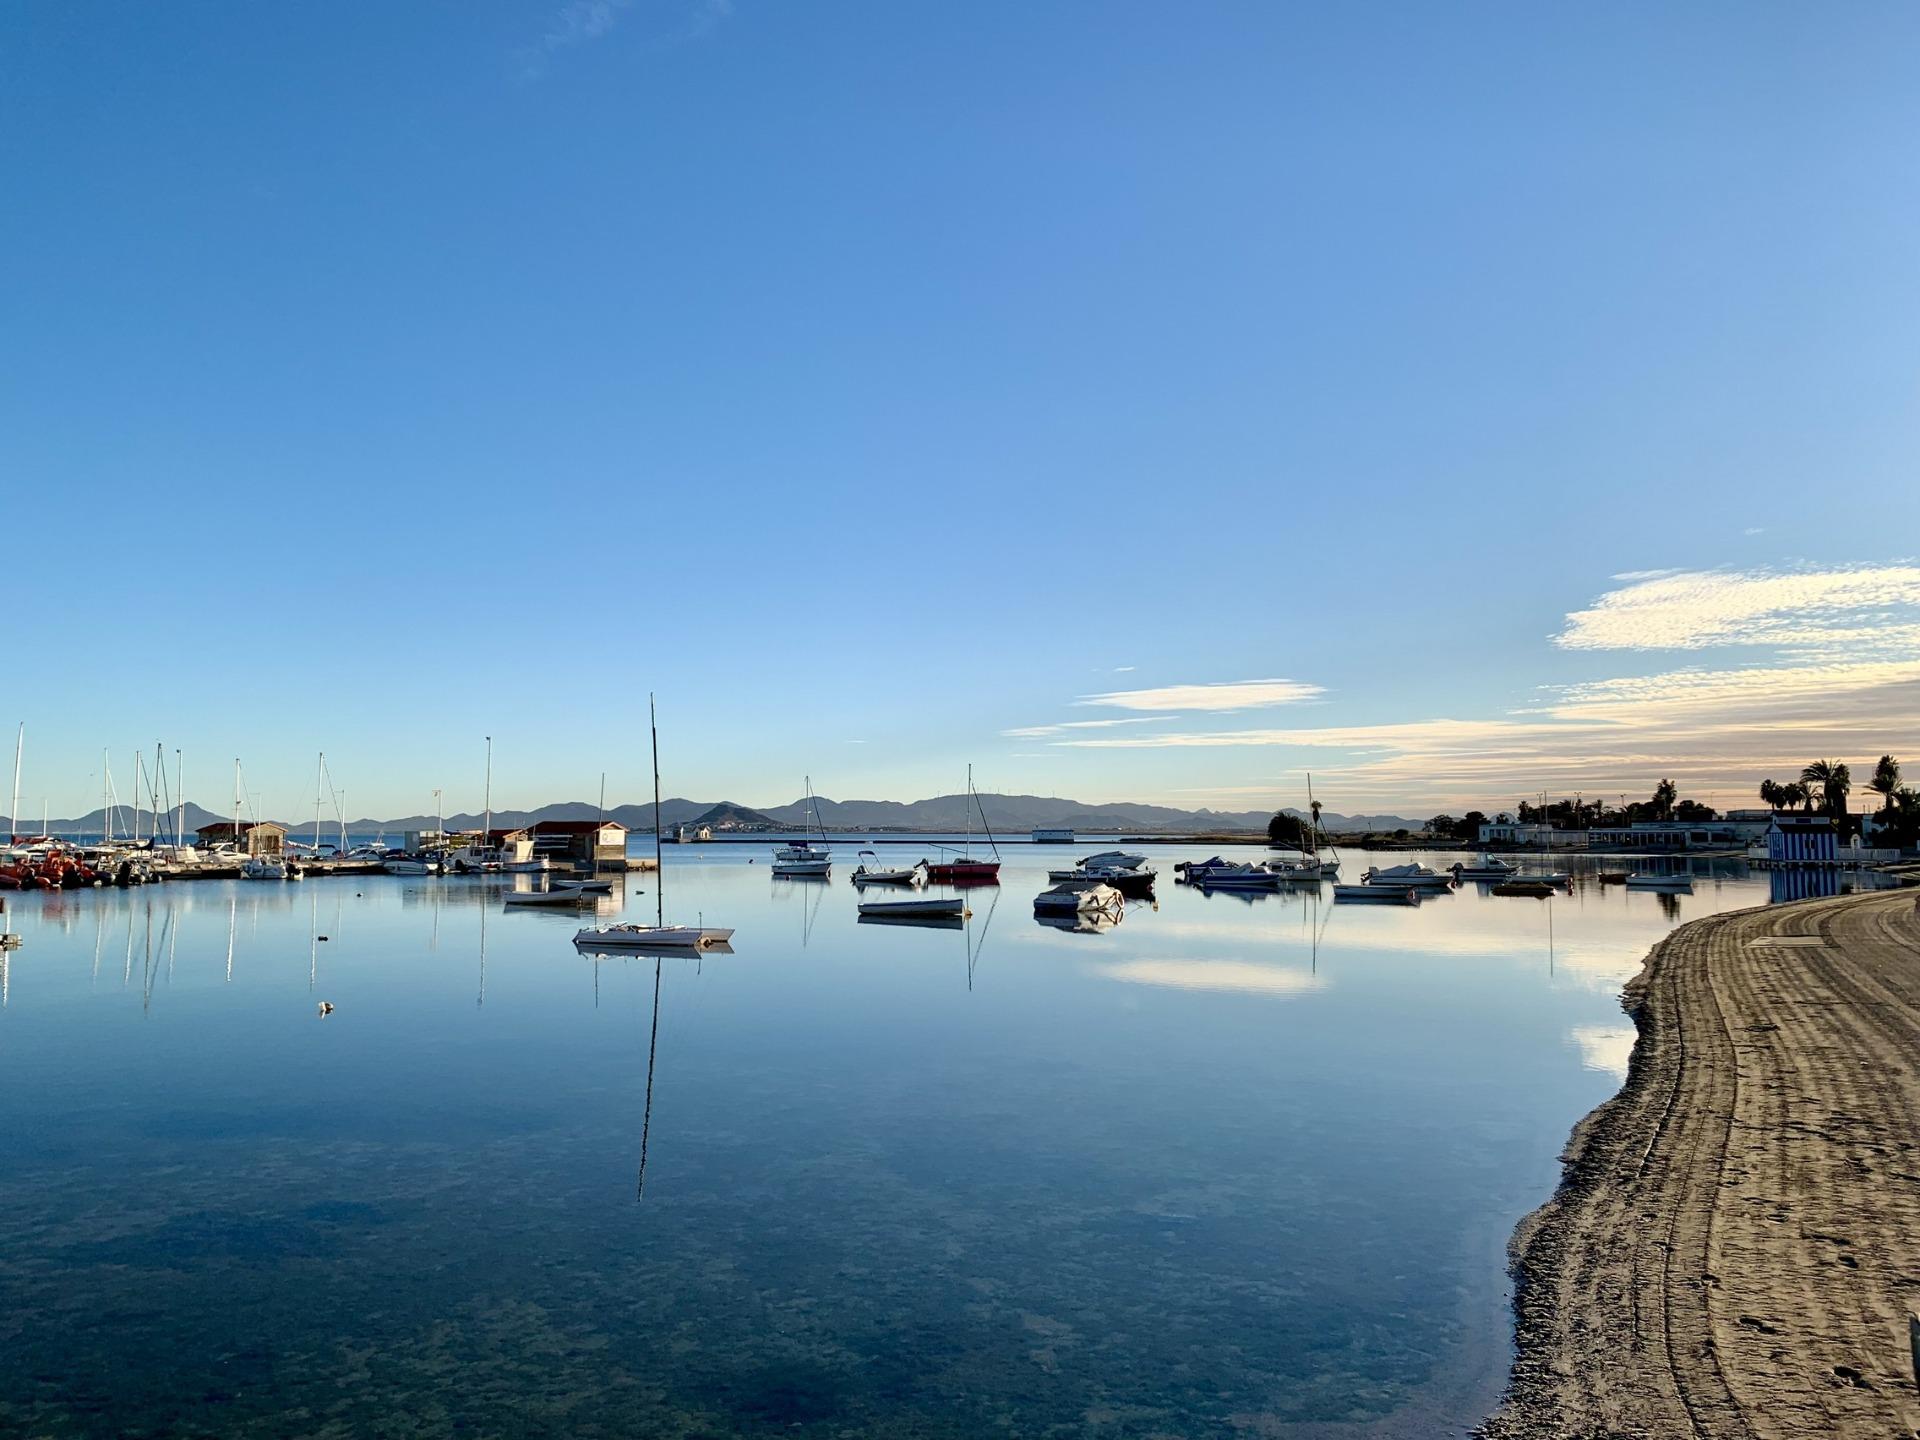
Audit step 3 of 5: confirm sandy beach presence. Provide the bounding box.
[1481,885,1920,1437]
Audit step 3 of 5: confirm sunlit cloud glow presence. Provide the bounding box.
[1554,564,1920,655]
[1075,678,1325,712]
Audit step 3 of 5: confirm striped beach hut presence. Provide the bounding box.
[1765,813,1837,866]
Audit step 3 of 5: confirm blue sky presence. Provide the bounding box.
[3,1,1917,820]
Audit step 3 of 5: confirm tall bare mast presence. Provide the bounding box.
[314,753,324,855]
[483,736,493,847]
[175,750,185,847]
[8,723,21,844]
[651,698,664,928]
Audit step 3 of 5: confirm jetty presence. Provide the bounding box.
[1483,885,1920,1438]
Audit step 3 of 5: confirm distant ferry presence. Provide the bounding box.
[1031,828,1074,844]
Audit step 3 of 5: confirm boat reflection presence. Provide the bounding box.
[858,912,964,931]
[1033,909,1123,935]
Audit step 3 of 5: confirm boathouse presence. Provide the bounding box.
[1765,813,1837,866]
[194,820,288,858]
[529,820,628,867]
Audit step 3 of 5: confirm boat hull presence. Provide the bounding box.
[926,862,1000,884]
[573,925,734,949]
[858,898,967,919]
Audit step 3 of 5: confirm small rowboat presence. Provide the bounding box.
[857,897,967,920]
[1334,883,1421,905]
[573,923,735,949]
[505,888,590,906]
[925,859,1000,884]
[1597,872,1629,885]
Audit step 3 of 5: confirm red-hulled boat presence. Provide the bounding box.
[924,765,1002,886]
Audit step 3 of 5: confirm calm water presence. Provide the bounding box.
[0,845,1819,1437]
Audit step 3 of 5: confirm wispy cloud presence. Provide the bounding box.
[1049,657,1920,807]
[523,0,732,76]
[1075,678,1325,712]
[1000,718,1162,738]
[1554,563,1920,656]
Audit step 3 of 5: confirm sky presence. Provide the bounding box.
[2,1,1917,822]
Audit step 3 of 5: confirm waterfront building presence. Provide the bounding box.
[1765,813,1838,866]
[194,820,288,859]
[531,820,630,866]
[1031,828,1075,843]
[1476,822,1583,848]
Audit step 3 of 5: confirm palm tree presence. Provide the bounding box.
[1870,755,1901,813]
[1802,759,1851,818]
[1778,780,1811,812]
[1759,778,1782,810]
[1652,778,1678,820]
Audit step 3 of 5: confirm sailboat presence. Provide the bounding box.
[923,766,1001,883]
[771,777,832,877]
[574,699,733,951]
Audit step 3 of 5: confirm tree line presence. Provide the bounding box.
[1411,755,1913,846]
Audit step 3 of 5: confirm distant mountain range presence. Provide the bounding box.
[4,793,1419,838]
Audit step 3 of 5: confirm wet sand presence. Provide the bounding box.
[1481,885,1920,1437]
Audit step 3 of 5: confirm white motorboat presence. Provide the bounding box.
[1450,857,1518,882]
[1361,864,1455,891]
[240,857,287,881]
[449,844,503,874]
[850,852,926,886]
[1334,883,1421,904]
[1046,856,1158,893]
[1625,873,1694,892]
[857,897,968,920]
[551,877,613,895]
[1033,881,1124,915]
[382,856,442,876]
[1078,850,1147,871]
[1196,863,1283,890]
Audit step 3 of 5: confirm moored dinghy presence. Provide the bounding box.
[1334,883,1422,905]
[850,851,927,887]
[857,896,968,920]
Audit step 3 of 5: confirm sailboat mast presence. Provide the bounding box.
[314,753,323,854]
[650,696,664,928]
[8,723,21,844]
[483,735,493,849]
[175,751,184,848]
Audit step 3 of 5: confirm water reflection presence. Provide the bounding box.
[0,849,1785,1438]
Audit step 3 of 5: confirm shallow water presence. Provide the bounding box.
[0,846,1806,1436]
